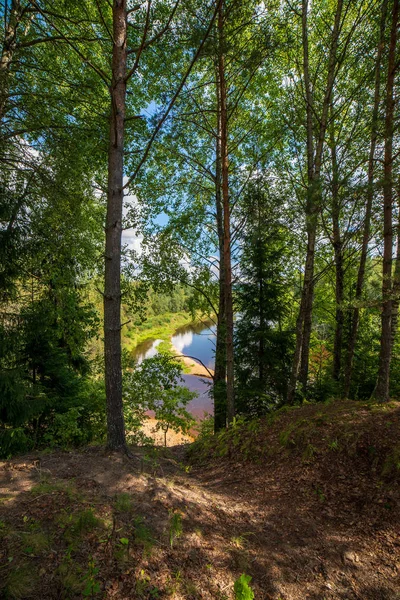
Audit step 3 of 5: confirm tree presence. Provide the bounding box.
[375,0,399,402]
[128,0,276,428]
[124,354,196,447]
[235,182,293,414]
[286,0,345,403]
[343,0,389,398]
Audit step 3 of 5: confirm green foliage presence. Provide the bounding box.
[124,354,196,446]
[0,428,31,459]
[234,573,255,600]
[82,558,101,597]
[0,291,105,456]
[133,516,155,555]
[234,183,294,415]
[44,407,89,447]
[169,510,183,548]
[196,414,214,439]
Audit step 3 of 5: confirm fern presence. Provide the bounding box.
[234,573,254,600]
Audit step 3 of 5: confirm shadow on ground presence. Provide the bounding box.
[0,438,399,599]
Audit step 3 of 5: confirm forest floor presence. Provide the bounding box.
[1,400,399,600]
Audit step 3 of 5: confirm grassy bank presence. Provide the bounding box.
[122,311,195,352]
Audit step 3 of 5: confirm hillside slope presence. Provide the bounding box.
[0,400,399,599]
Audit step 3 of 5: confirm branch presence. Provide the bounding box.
[123,0,222,190]
[18,35,108,48]
[95,0,113,43]
[172,354,214,378]
[125,0,152,82]
[29,0,110,87]
[127,0,180,56]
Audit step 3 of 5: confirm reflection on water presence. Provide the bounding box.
[132,338,162,364]
[172,322,216,370]
[131,321,216,417]
[182,375,213,418]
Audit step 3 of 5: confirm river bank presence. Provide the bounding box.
[122,311,195,352]
[170,341,214,378]
[128,316,215,418]
[140,416,195,446]
[127,314,215,379]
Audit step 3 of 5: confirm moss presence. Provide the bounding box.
[382,446,400,478]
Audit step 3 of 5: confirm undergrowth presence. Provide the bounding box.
[189,400,400,482]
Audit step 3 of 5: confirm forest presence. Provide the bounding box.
[1,0,400,599]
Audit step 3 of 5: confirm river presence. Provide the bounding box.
[132,322,216,418]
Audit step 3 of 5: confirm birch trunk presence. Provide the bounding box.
[375,0,399,402]
[213,66,227,431]
[343,0,388,398]
[329,118,344,383]
[217,0,235,423]
[288,0,343,401]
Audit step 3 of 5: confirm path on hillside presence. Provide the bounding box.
[1,446,399,599]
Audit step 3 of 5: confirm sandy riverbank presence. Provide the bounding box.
[140,417,195,446]
[170,342,214,378]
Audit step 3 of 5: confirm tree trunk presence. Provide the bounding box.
[288,0,343,402]
[213,67,227,431]
[213,269,227,430]
[0,0,22,121]
[258,256,266,387]
[217,0,234,423]
[375,0,398,403]
[330,116,344,383]
[287,294,306,403]
[332,229,344,384]
[104,0,127,451]
[343,0,388,398]
[298,225,316,393]
[391,203,400,350]
[287,0,313,404]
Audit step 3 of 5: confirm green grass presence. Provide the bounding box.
[133,516,155,555]
[58,508,104,544]
[115,492,134,513]
[30,480,76,499]
[122,311,195,351]
[5,564,38,599]
[169,511,183,548]
[22,531,51,554]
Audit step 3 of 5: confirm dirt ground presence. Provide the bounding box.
[0,403,400,600]
[1,417,399,600]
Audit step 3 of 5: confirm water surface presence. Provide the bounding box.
[132,321,216,417]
